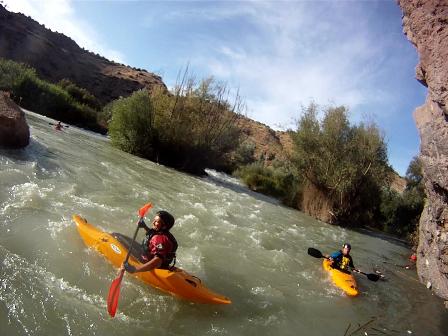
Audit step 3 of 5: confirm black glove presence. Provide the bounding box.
[123,261,136,273]
[137,219,147,229]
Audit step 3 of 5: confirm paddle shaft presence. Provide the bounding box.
[123,222,140,265]
[107,203,152,317]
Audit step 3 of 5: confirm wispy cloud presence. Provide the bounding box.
[146,2,411,130]
[3,0,125,63]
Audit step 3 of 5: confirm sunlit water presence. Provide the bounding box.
[1,111,447,336]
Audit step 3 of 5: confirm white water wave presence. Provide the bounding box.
[0,182,54,215]
[47,217,72,239]
[0,245,107,335]
[69,195,119,212]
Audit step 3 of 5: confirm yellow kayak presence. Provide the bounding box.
[323,259,359,296]
[73,215,231,304]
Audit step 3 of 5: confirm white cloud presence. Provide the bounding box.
[3,0,125,63]
[166,2,401,131]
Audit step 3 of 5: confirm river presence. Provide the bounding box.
[0,111,447,336]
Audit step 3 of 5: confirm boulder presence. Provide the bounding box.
[0,91,30,148]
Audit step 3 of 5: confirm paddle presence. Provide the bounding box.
[356,270,380,282]
[107,202,153,317]
[307,247,380,282]
[48,122,69,128]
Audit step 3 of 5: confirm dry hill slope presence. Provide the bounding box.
[0,4,166,104]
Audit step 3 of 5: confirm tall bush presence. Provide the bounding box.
[233,141,256,167]
[108,90,155,157]
[0,58,35,91]
[57,79,101,110]
[292,104,389,225]
[150,74,244,174]
[235,161,301,207]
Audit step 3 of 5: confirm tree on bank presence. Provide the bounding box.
[291,104,389,226]
[108,90,155,158]
[107,73,244,175]
[235,103,425,242]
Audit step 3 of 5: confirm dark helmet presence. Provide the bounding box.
[342,243,351,250]
[156,210,175,230]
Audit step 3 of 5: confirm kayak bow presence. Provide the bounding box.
[323,259,359,296]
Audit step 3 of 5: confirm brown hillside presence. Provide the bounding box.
[236,115,292,164]
[0,5,167,104]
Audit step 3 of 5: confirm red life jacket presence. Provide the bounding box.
[143,229,178,268]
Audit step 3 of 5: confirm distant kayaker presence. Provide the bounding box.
[121,210,178,273]
[404,253,417,269]
[326,243,361,274]
[54,121,63,131]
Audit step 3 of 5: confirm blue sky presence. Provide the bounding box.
[4,0,427,176]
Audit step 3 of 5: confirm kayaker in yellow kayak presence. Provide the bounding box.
[326,243,361,273]
[121,210,178,273]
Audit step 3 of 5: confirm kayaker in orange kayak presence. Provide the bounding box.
[326,243,361,273]
[121,210,178,273]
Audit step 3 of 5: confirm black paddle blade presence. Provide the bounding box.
[366,273,380,282]
[307,247,324,259]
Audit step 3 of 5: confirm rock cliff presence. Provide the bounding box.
[236,115,293,164]
[398,0,448,300]
[0,91,29,148]
[0,5,167,104]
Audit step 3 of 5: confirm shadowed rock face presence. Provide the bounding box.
[398,0,448,300]
[0,91,29,148]
[0,5,167,105]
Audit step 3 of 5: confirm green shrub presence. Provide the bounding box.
[108,90,155,157]
[235,162,301,206]
[233,141,256,166]
[0,58,102,132]
[104,72,244,175]
[58,79,101,110]
[150,75,243,174]
[0,58,35,91]
[291,103,389,226]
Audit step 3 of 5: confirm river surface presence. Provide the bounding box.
[1,111,447,336]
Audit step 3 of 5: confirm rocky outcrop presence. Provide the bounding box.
[0,5,167,105]
[390,171,407,194]
[398,0,448,300]
[236,115,292,165]
[0,91,29,148]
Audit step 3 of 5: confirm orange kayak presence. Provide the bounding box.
[323,259,359,296]
[73,215,231,304]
